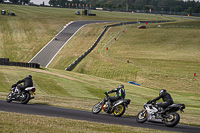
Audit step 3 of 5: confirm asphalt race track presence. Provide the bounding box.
[29,20,113,68]
[0,100,199,133]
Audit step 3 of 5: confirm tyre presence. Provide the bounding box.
[92,102,102,114]
[20,92,30,104]
[113,104,126,117]
[164,112,180,127]
[6,92,12,103]
[136,110,147,123]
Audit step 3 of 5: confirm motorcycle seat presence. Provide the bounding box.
[124,99,131,104]
[167,103,185,109]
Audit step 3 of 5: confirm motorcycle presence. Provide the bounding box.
[136,101,185,127]
[92,93,131,117]
[6,86,36,104]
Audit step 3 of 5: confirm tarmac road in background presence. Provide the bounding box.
[29,20,113,68]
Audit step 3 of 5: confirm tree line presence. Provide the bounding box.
[49,0,200,13]
[1,0,200,13]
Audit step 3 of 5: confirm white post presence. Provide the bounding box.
[137,13,138,23]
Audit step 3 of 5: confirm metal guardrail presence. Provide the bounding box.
[65,25,108,71]
[0,58,40,68]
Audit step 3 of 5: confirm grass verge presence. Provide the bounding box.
[0,111,177,133]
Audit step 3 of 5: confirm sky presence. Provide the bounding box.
[30,0,50,5]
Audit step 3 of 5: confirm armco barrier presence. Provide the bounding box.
[0,58,9,62]
[0,58,40,68]
[65,26,108,71]
[65,21,172,71]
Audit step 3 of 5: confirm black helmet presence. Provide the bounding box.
[159,89,166,96]
[27,75,32,78]
[118,85,124,89]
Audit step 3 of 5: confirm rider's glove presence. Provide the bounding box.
[11,84,17,88]
[104,91,108,94]
[147,100,153,104]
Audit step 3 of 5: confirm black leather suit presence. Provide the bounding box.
[152,91,174,108]
[15,77,33,91]
[107,87,125,103]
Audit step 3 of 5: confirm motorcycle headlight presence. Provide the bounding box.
[31,88,36,92]
[180,104,185,109]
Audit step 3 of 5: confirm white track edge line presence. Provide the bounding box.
[28,21,74,63]
[44,24,87,68]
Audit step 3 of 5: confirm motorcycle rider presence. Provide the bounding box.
[104,85,125,110]
[12,75,33,95]
[148,89,174,113]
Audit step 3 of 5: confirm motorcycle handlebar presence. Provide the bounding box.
[104,93,110,98]
[146,101,156,105]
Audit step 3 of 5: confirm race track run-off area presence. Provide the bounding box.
[0,100,199,133]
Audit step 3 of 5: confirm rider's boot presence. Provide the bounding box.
[157,106,164,114]
[16,89,21,98]
[154,105,166,118]
[18,89,21,94]
[154,107,163,119]
[107,100,112,111]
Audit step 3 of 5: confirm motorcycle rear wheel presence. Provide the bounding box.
[20,92,30,104]
[164,112,180,127]
[6,92,12,103]
[92,102,102,114]
[113,104,126,117]
[136,110,147,123]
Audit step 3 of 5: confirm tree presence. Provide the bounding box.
[9,0,19,4]
[135,0,147,10]
[49,0,58,6]
[20,0,30,5]
[40,0,200,13]
[193,3,200,13]
[173,5,183,12]
[143,5,155,12]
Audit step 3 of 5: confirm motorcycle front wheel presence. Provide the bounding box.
[113,104,126,117]
[20,92,30,104]
[164,112,180,127]
[92,102,102,114]
[136,110,147,123]
[6,92,12,103]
